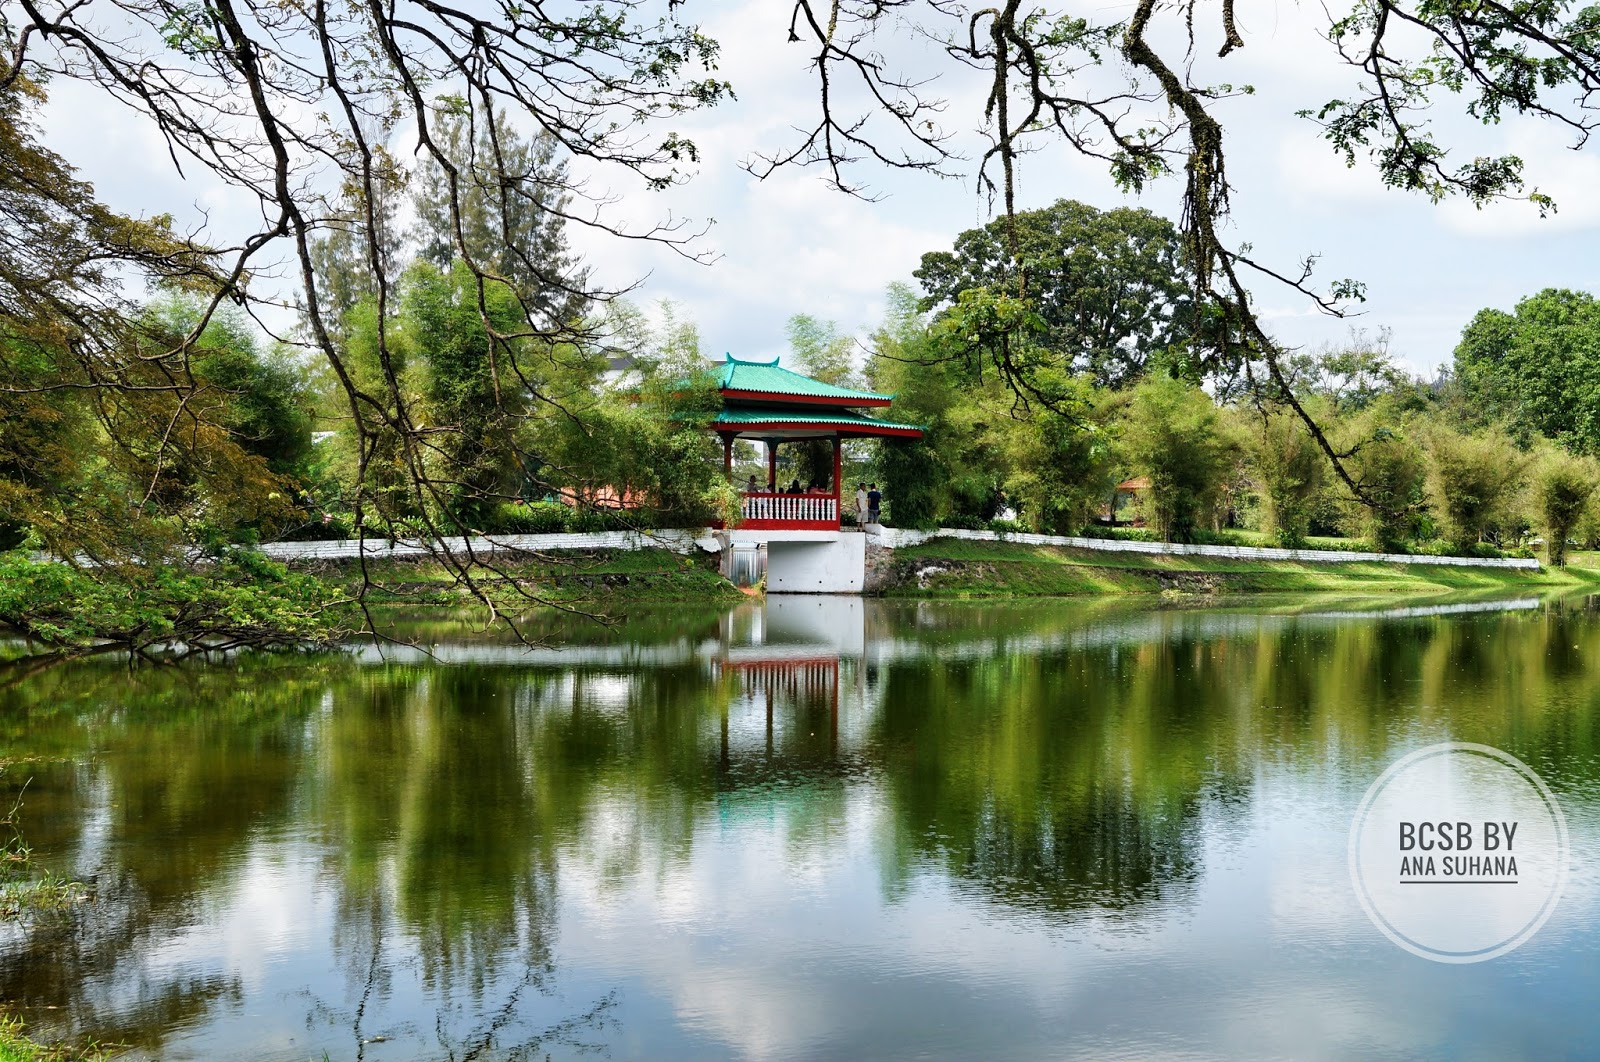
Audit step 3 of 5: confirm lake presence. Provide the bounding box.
[4,594,1600,1060]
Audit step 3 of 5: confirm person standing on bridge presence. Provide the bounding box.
[854,483,869,525]
[867,484,882,525]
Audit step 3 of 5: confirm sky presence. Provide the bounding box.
[37,0,1600,379]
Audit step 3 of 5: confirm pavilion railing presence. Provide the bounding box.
[740,491,838,524]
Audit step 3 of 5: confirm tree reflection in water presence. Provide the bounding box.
[2,593,1600,1057]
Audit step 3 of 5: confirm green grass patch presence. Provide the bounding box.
[322,548,744,606]
[0,1017,104,1062]
[886,540,1600,599]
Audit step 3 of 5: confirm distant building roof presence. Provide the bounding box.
[716,352,893,406]
[1116,476,1152,492]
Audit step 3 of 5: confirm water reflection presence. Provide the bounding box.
[3,594,1600,1059]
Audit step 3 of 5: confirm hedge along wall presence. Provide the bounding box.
[868,527,1543,570]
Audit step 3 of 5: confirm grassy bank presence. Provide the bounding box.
[315,547,746,608]
[881,539,1600,599]
[0,1018,101,1062]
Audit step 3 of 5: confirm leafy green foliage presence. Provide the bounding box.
[1345,420,1428,551]
[0,78,296,561]
[412,109,587,324]
[1454,289,1600,453]
[1425,427,1529,551]
[1250,410,1328,547]
[999,374,1117,535]
[0,551,349,653]
[915,200,1192,390]
[1120,378,1241,542]
[867,285,986,528]
[141,296,314,475]
[1535,451,1598,566]
[538,369,736,528]
[785,314,858,387]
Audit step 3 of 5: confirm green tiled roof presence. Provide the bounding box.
[716,353,893,403]
[713,407,922,433]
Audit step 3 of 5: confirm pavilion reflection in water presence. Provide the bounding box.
[712,597,868,772]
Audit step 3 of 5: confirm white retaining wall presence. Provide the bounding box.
[257,525,1541,571]
[867,527,1543,570]
[766,535,867,594]
[258,529,716,563]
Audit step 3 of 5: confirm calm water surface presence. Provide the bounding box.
[5,595,1600,1060]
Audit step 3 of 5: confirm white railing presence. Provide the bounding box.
[740,491,838,523]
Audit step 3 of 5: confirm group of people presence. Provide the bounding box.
[744,475,834,496]
[738,476,884,525]
[854,483,882,526]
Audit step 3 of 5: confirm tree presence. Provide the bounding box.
[1343,417,1428,551]
[3,0,730,620]
[1000,376,1117,535]
[866,287,958,528]
[306,153,409,340]
[1120,378,1240,543]
[1534,451,1597,566]
[1425,427,1529,551]
[349,260,606,532]
[759,0,1600,525]
[0,75,299,559]
[539,366,735,527]
[1280,331,1416,415]
[915,200,1191,390]
[143,297,314,476]
[786,315,856,386]
[413,109,588,326]
[1454,290,1600,453]
[1250,409,1328,548]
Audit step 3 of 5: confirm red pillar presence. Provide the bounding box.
[832,435,842,527]
[722,433,733,480]
[767,441,778,491]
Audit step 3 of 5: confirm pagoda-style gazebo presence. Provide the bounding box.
[711,353,923,531]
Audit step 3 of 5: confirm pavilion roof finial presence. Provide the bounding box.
[724,351,781,367]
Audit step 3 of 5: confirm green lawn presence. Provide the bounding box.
[315,548,746,606]
[0,1018,101,1062]
[884,539,1600,598]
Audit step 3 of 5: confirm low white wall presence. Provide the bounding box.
[766,535,867,593]
[259,529,716,563]
[867,527,1543,570]
[258,524,1542,575]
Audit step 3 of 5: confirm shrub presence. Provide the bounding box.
[1346,425,1427,551]
[1251,411,1327,547]
[0,549,348,651]
[1426,427,1529,552]
[1534,451,1598,566]
[492,501,571,535]
[1121,377,1241,542]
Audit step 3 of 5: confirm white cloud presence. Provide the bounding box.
[27,0,1600,372]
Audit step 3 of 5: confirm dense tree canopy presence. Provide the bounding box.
[1455,290,1600,454]
[914,200,1192,390]
[5,0,1600,559]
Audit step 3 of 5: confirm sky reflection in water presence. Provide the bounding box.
[3,594,1600,1060]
